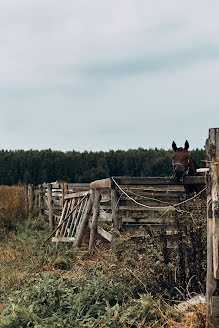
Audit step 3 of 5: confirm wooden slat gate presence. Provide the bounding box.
[52,191,91,244]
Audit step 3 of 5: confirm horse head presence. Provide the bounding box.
[172,140,196,181]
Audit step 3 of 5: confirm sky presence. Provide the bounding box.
[0,0,218,152]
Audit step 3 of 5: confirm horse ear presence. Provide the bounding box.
[184,140,189,150]
[172,141,177,151]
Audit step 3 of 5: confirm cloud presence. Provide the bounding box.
[0,0,219,150]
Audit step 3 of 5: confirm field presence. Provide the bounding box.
[0,186,207,327]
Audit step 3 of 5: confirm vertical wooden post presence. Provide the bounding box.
[206,128,219,327]
[62,182,68,206]
[47,183,54,230]
[28,184,34,217]
[111,185,120,230]
[73,189,94,248]
[89,189,101,250]
[38,184,44,217]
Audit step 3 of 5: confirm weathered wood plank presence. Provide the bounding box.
[52,237,75,242]
[73,190,94,247]
[89,189,101,250]
[90,178,111,190]
[47,183,54,230]
[111,186,120,230]
[97,227,112,242]
[113,176,205,186]
[98,214,176,224]
[206,127,219,326]
[109,205,175,211]
[64,191,89,199]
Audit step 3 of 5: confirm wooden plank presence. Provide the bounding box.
[73,190,94,247]
[206,127,219,326]
[52,237,75,242]
[64,191,89,199]
[111,186,120,230]
[60,199,72,236]
[67,183,90,189]
[111,205,175,211]
[89,189,101,250]
[113,176,205,186]
[121,189,185,198]
[98,210,112,221]
[122,224,178,233]
[70,197,85,237]
[119,199,178,207]
[98,211,175,224]
[122,217,175,224]
[90,178,111,190]
[48,183,54,230]
[97,227,112,242]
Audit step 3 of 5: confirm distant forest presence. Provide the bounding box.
[0,148,205,186]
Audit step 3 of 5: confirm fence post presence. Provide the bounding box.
[62,182,68,206]
[38,184,44,217]
[111,184,121,230]
[89,189,101,250]
[73,189,94,248]
[206,128,219,327]
[47,183,54,230]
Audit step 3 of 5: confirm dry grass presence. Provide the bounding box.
[0,185,27,230]
[0,235,33,291]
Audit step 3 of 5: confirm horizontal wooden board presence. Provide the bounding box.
[98,211,176,224]
[67,183,90,188]
[122,189,185,198]
[122,224,177,233]
[102,205,175,212]
[119,199,179,207]
[65,191,89,199]
[113,176,205,186]
[52,237,75,242]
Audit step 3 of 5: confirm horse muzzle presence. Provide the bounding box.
[172,163,189,182]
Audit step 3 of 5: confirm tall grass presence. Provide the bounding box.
[0,185,207,327]
[0,185,27,231]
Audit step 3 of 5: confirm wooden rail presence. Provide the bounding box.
[37,176,206,249]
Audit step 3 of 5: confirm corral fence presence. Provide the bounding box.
[23,127,219,327]
[35,176,206,248]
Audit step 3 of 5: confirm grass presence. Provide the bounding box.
[0,185,208,327]
[0,185,27,231]
[0,219,208,327]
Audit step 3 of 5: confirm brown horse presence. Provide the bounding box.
[172,140,205,197]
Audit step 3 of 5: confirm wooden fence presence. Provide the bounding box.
[206,128,219,327]
[36,176,206,247]
[30,127,219,326]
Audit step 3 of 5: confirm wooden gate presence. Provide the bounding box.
[52,191,92,244]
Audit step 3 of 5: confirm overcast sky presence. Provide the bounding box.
[0,0,218,151]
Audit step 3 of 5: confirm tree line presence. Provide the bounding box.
[0,148,205,186]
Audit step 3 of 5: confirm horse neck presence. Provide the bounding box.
[188,158,197,176]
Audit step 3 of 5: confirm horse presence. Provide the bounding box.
[172,140,205,198]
